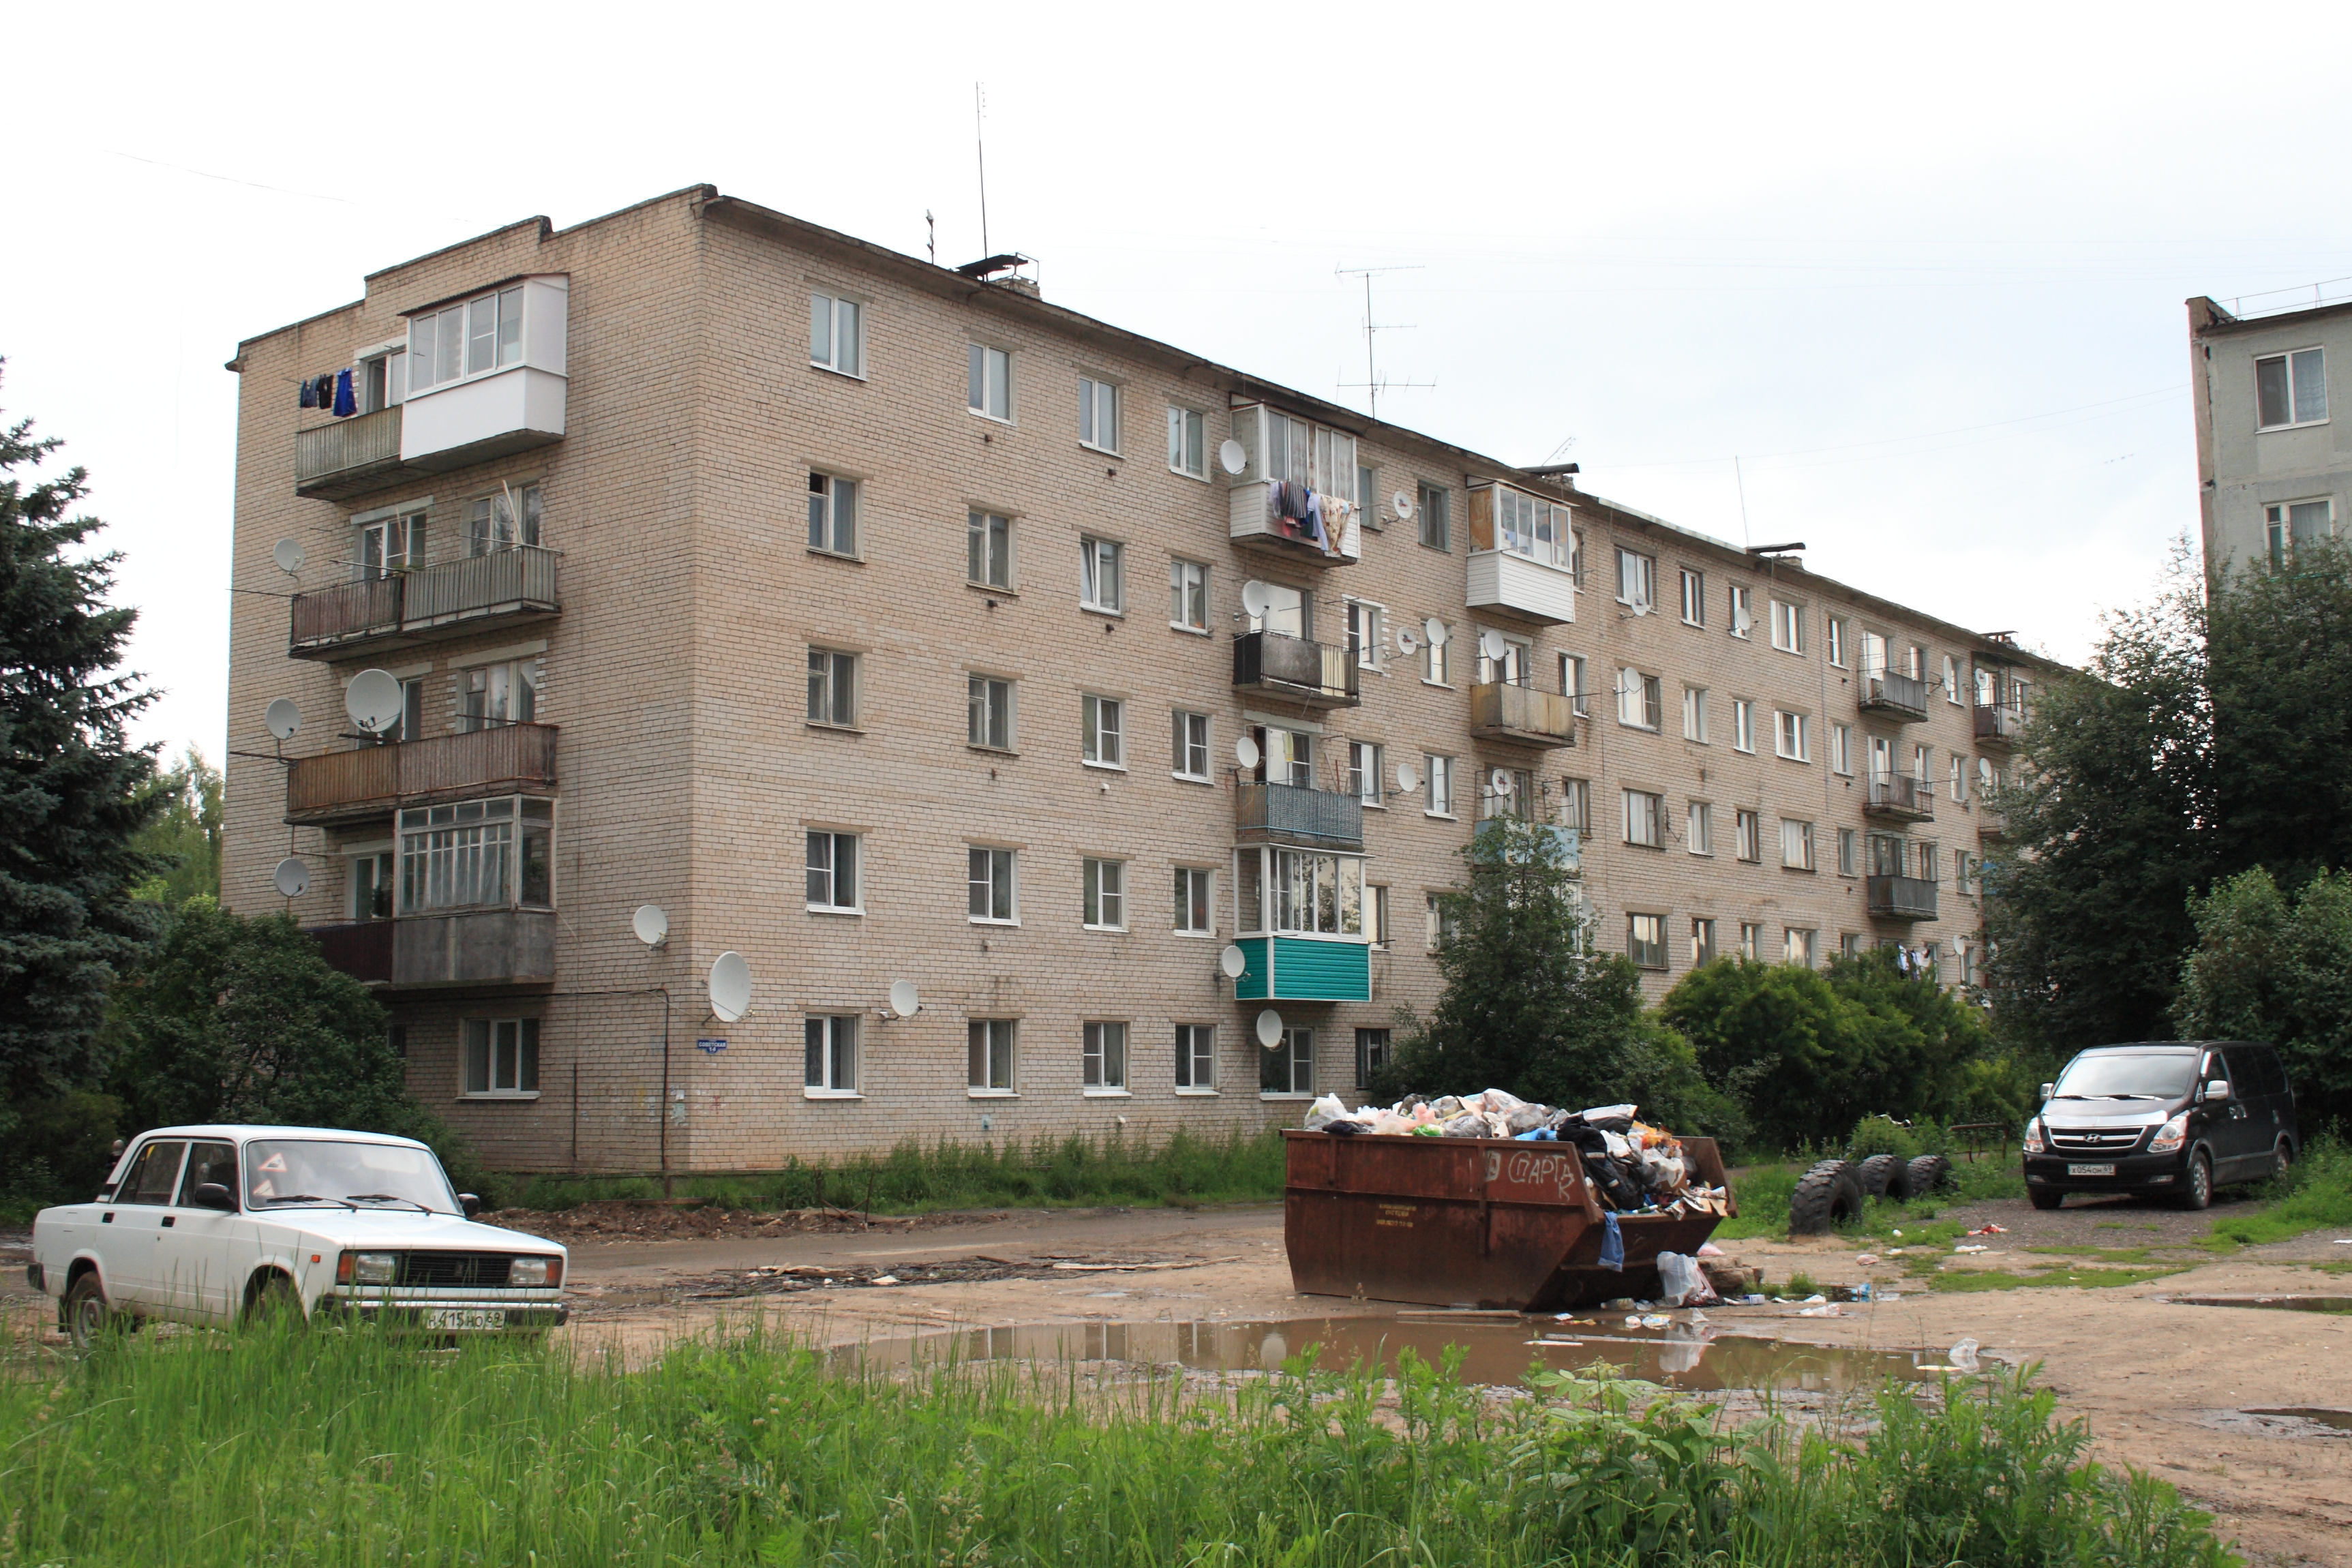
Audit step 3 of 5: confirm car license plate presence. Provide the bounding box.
[422,1308,506,1331]
[2066,1163,2116,1177]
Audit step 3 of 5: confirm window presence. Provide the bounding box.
[1830,723,1852,776]
[1481,768,1535,821]
[1617,667,1662,729]
[1739,922,1761,961]
[1559,777,1590,834]
[1687,800,1713,856]
[804,1016,858,1094]
[1261,1027,1313,1095]
[1838,827,1858,876]
[1080,537,1124,612]
[806,472,858,556]
[1956,849,1976,894]
[1950,754,1967,803]
[1907,644,1927,680]
[1354,1027,1389,1085]
[969,1019,1016,1093]
[805,648,856,727]
[1170,559,1209,631]
[115,1141,188,1205]
[809,292,863,377]
[1176,1025,1218,1091]
[1173,710,1211,779]
[1869,734,1894,782]
[1348,740,1383,805]
[1728,584,1753,638]
[1082,858,1126,930]
[968,511,1012,588]
[2256,347,2327,429]
[1175,866,1213,934]
[1734,809,1760,862]
[357,508,425,579]
[1916,841,1939,883]
[1691,918,1717,966]
[1424,624,1452,685]
[1480,484,1575,569]
[464,484,542,555]
[1366,884,1390,948]
[1781,818,1815,871]
[459,660,537,734]
[2265,499,2336,569]
[1357,464,1378,530]
[1426,754,1455,816]
[1869,833,1906,877]
[1682,685,1709,742]
[1732,699,1755,753]
[1626,913,1666,969]
[1680,569,1705,626]
[1426,892,1458,949]
[968,676,1015,750]
[1270,849,1364,935]
[1978,756,1997,797]
[1784,928,1817,967]
[408,286,524,395]
[1083,1021,1128,1091]
[1348,600,1382,669]
[1841,933,1863,959]
[1774,710,1809,762]
[1079,376,1120,453]
[1417,482,1451,551]
[1623,788,1663,848]
[1770,599,1805,654]
[1256,726,1312,787]
[1167,406,1207,478]
[1561,654,1588,715]
[361,348,406,412]
[968,847,1016,922]
[1082,695,1124,767]
[1826,617,1847,668]
[1615,547,1656,609]
[1475,633,1529,689]
[967,343,1012,421]
[1914,742,1932,783]
[351,849,394,920]
[463,1019,539,1097]
[1943,654,1962,704]
[399,797,554,914]
[805,831,860,912]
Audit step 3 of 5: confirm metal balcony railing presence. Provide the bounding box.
[1468,681,1578,745]
[1973,702,2023,744]
[1232,631,1359,705]
[307,920,395,984]
[1865,773,1937,821]
[289,575,402,648]
[307,909,556,989]
[1235,781,1365,850]
[293,407,410,499]
[1859,668,1930,721]
[286,723,560,824]
[1867,874,1939,920]
[288,545,560,656]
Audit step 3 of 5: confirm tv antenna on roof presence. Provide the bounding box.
[974,82,991,258]
[1335,264,1434,420]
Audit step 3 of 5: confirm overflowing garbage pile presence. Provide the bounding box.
[1301,1089,1729,1218]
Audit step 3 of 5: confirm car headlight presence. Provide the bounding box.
[337,1251,399,1286]
[509,1256,561,1288]
[2021,1117,2045,1155]
[2147,1113,2189,1154]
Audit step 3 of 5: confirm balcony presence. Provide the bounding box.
[1231,935,1370,1003]
[1469,682,1579,748]
[1974,703,2023,747]
[397,277,569,472]
[1466,550,1578,625]
[295,407,427,500]
[1228,481,1360,567]
[1865,773,1937,823]
[1867,875,1939,921]
[288,546,560,659]
[1232,631,1359,708]
[1235,781,1364,851]
[310,909,557,992]
[309,919,393,984]
[1858,669,1930,722]
[286,723,560,826]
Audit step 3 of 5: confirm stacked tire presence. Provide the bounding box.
[1905,1154,1953,1196]
[1856,1154,1914,1201]
[1788,1159,1865,1235]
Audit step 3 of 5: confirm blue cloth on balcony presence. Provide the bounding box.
[332,368,357,417]
[1303,487,1327,548]
[298,377,318,409]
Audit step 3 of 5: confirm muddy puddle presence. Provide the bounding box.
[2201,1407,2352,1441]
[826,1315,1967,1392]
[2169,1294,2352,1314]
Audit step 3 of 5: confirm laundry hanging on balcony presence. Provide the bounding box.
[332,368,357,417]
[297,376,318,409]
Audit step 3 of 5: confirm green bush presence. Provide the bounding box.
[1848,1115,1923,1162]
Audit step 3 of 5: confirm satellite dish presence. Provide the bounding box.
[631,904,669,948]
[708,951,753,1023]
[1218,944,1246,980]
[1732,605,1753,633]
[1490,768,1514,796]
[264,697,303,741]
[1395,626,1419,657]
[1423,617,1449,647]
[1235,734,1262,772]
[1479,629,1508,662]
[1239,579,1271,620]
[272,539,305,576]
[1218,438,1248,477]
[1254,1009,1284,1049]
[888,979,920,1019]
[344,668,404,734]
[1631,594,1653,618]
[1391,490,1415,520]
[1394,760,1420,794]
[272,856,310,899]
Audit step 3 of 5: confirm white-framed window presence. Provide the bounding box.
[807,472,858,556]
[1943,654,1963,704]
[350,849,395,920]
[1080,537,1124,612]
[2265,498,2336,569]
[1840,933,1863,959]
[805,830,860,913]
[1732,699,1755,753]
[1826,616,1847,667]
[1623,788,1663,848]
[1682,685,1709,742]
[1175,1024,1217,1091]
[460,660,537,733]
[1348,599,1383,669]
[462,1019,539,1098]
[1916,841,1940,882]
[1561,654,1588,716]
[967,343,1013,421]
[1366,884,1390,948]
[1679,568,1705,626]
[1082,858,1126,930]
[969,1019,1016,1094]
[1615,547,1656,609]
[1357,462,1378,530]
[804,1016,858,1094]
[806,648,856,727]
[1425,754,1455,817]
[360,346,407,412]
[809,292,864,378]
[1348,740,1383,806]
[1172,710,1210,780]
[1838,827,1858,876]
[1170,559,1209,631]
[1735,809,1760,863]
[969,511,1012,589]
[1426,892,1458,950]
[1950,754,1967,802]
[1167,406,1207,479]
[1481,768,1536,821]
[968,847,1016,922]
[1627,913,1666,969]
[1418,483,1451,552]
[1774,710,1809,762]
[1175,866,1213,935]
[2257,347,2327,429]
[1082,694,1124,768]
[1770,599,1805,654]
[1870,734,1895,781]
[1739,922,1762,961]
[1784,928,1818,967]
[1353,1027,1389,1085]
[463,484,542,556]
[356,507,425,579]
[1781,818,1815,871]
[1256,725,1312,787]
[1481,483,1575,569]
[1691,918,1717,966]
[1079,376,1120,453]
[969,675,1015,751]
[1830,723,1853,776]
[1559,776,1590,833]
[1424,625,1452,686]
[1687,801,1713,856]
[408,286,523,395]
[1914,742,1933,783]
[1728,584,1753,638]
[398,797,554,914]
[1270,849,1364,935]
[1261,1027,1313,1096]
[1978,756,1997,796]
[1617,667,1662,729]
[1083,1021,1128,1091]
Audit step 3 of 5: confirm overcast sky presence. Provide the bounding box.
[7,1,2349,768]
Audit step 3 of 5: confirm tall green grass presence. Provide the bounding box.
[2204,1133,2352,1250]
[1717,1154,2023,1239]
[2,1322,2234,1567]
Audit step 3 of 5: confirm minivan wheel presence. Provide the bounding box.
[2273,1139,2294,1181]
[2029,1188,2065,1210]
[2174,1151,2213,1211]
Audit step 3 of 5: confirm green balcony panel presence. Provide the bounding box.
[1232,935,1371,1003]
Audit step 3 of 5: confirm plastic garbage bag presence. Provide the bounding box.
[1655,1251,1703,1306]
[1480,1087,1527,1113]
[1578,1103,1637,1128]
[1303,1093,1348,1130]
[1428,1096,1464,1119]
[1505,1104,1548,1135]
[1601,1130,1635,1160]
[1597,1211,1625,1272]
[1696,1241,1727,1258]
[1370,1110,1416,1136]
[1948,1337,1980,1372]
[1638,1149,1687,1192]
[1321,1119,1363,1135]
[1441,1113,1488,1137]
[1514,1127,1558,1141]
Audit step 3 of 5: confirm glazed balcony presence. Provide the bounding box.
[1865,773,1937,823]
[1232,631,1360,708]
[1974,702,2023,748]
[309,909,557,991]
[1858,669,1930,722]
[1234,781,1364,852]
[284,723,560,827]
[1469,681,1579,748]
[294,407,426,500]
[288,546,560,659]
[1227,480,1360,567]
[1867,875,1938,922]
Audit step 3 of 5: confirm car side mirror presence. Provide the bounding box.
[2206,1080,2230,1102]
[458,1193,481,1218]
[190,1182,237,1212]
[2038,1083,2054,1102]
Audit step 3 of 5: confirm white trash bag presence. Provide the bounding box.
[1655,1251,1705,1307]
[1303,1094,1348,1130]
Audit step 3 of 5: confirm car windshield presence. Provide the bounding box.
[243,1139,458,1213]
[2053,1052,2198,1101]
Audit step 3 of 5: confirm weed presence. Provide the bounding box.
[1930,1263,2188,1292]
[2202,1134,2352,1250]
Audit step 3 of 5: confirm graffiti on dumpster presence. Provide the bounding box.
[1483,1148,1581,1203]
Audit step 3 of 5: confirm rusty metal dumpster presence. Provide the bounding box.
[1282,1130,1738,1310]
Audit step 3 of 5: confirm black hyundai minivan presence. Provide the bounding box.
[2021,1042,2298,1210]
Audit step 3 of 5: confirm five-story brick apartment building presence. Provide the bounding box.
[223,184,2054,1176]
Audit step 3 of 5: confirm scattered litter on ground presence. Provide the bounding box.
[1965,1224,2008,1237]
[1798,1304,1843,1318]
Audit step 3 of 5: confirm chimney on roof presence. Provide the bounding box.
[954,253,1039,297]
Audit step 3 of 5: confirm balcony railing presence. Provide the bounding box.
[1859,668,1930,721]
[1865,773,1937,821]
[1468,681,1578,747]
[288,545,560,658]
[1235,781,1364,851]
[293,407,420,500]
[308,909,557,990]
[308,919,394,984]
[286,723,560,826]
[1973,703,2023,746]
[1232,631,1360,706]
[1867,874,1939,921]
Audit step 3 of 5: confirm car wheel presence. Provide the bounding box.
[2173,1151,2213,1211]
[2029,1188,2065,1210]
[1788,1159,1866,1235]
[243,1272,304,1330]
[2273,1139,2293,1181]
[1905,1154,1954,1196]
[65,1273,118,1355]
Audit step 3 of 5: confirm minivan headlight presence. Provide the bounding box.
[338,1251,399,1286]
[509,1256,560,1288]
[2147,1113,2190,1154]
[2021,1118,2045,1155]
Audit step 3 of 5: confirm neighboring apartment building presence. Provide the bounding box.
[223,184,2053,1176]
[2190,290,2351,578]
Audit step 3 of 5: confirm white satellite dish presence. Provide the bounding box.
[1491,768,1514,796]
[1394,760,1420,794]
[1391,490,1415,520]
[631,904,669,948]
[1218,944,1247,980]
[888,978,920,1019]
[1732,605,1753,634]
[264,697,303,742]
[1254,1009,1284,1049]
[344,668,404,735]
[1395,626,1419,657]
[272,539,305,576]
[1631,594,1653,618]
[1479,628,1508,662]
[1235,734,1263,772]
[1423,617,1449,647]
[272,856,310,899]
[1239,579,1271,620]
[708,951,753,1023]
[1218,438,1248,477]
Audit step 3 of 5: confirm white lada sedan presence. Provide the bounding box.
[30,1125,568,1352]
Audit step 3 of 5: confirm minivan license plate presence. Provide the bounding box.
[423,1308,506,1331]
[2066,1163,2116,1177]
